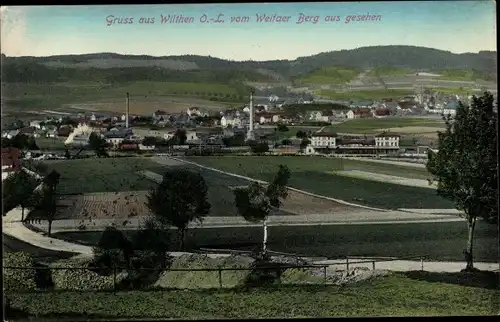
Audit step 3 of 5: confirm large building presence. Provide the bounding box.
[306,132,400,156]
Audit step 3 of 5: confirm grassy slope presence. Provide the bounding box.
[366,67,413,77]
[325,118,445,134]
[431,69,493,82]
[52,221,498,262]
[316,89,415,100]
[427,87,478,95]
[295,67,361,85]
[184,156,452,209]
[7,274,499,318]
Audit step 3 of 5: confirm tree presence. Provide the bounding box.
[146,169,211,250]
[426,92,497,271]
[300,138,311,151]
[174,129,187,145]
[277,124,289,132]
[296,130,307,139]
[24,185,57,236]
[16,171,38,220]
[233,165,291,256]
[89,132,109,157]
[248,140,269,153]
[142,136,157,147]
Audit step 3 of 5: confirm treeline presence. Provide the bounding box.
[4,45,496,82]
[1,61,274,86]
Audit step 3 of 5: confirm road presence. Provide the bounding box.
[3,234,77,262]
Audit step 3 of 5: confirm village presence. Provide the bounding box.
[1,90,465,159]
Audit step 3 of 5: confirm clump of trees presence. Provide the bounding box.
[2,134,39,150]
[426,92,497,271]
[247,140,269,154]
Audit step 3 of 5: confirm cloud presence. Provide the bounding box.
[1,6,28,56]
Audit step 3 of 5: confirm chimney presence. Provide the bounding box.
[126,92,130,128]
[249,90,254,132]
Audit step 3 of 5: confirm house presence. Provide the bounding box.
[57,126,73,137]
[152,110,169,120]
[29,121,42,129]
[373,108,391,118]
[71,133,91,147]
[120,143,138,151]
[187,107,201,117]
[259,113,284,124]
[103,129,131,147]
[442,102,458,116]
[346,108,372,119]
[374,132,400,148]
[124,135,143,143]
[2,130,19,139]
[220,115,242,128]
[309,132,338,148]
[185,131,199,143]
[18,127,39,138]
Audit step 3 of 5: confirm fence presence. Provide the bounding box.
[3,254,430,293]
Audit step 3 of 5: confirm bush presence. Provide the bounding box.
[3,252,37,292]
[50,257,128,291]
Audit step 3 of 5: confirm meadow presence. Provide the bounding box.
[7,272,499,318]
[43,158,166,194]
[2,81,240,116]
[52,221,498,262]
[366,67,413,77]
[316,89,415,101]
[294,67,361,85]
[324,117,445,134]
[184,156,453,209]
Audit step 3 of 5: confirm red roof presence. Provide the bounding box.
[375,108,390,116]
[353,108,371,115]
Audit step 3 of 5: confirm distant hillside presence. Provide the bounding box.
[2,45,497,84]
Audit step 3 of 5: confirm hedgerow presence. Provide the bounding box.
[3,252,37,292]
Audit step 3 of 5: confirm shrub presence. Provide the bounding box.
[3,252,37,292]
[50,257,128,291]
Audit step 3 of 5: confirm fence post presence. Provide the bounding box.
[346,257,349,271]
[323,265,327,286]
[420,257,424,271]
[113,267,117,293]
[218,269,222,288]
[372,261,375,270]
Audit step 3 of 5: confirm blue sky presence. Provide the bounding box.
[0,1,496,60]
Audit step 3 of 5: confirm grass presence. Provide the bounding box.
[324,117,445,134]
[430,69,494,82]
[295,67,361,85]
[44,158,167,194]
[51,221,499,262]
[6,274,499,318]
[35,137,68,151]
[316,89,414,101]
[425,87,477,95]
[2,81,242,114]
[184,156,452,209]
[366,67,413,77]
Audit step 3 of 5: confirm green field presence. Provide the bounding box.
[6,273,499,318]
[367,67,413,77]
[325,118,445,134]
[295,67,361,85]
[35,137,67,151]
[184,156,452,209]
[431,69,494,82]
[53,221,498,262]
[426,87,477,95]
[43,158,166,194]
[316,89,415,100]
[44,157,263,216]
[3,81,244,112]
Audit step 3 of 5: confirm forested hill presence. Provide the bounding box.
[2,45,496,83]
